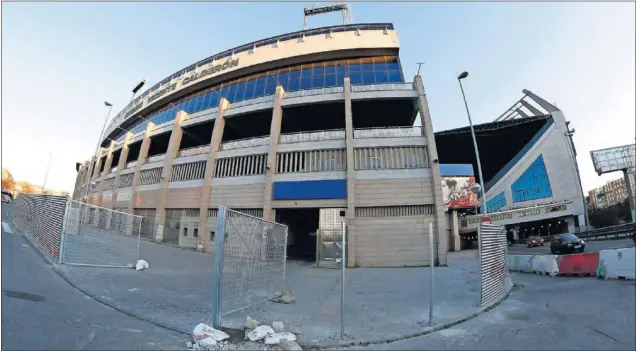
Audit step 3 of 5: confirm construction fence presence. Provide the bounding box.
[479,222,513,307]
[211,206,288,328]
[11,194,143,268]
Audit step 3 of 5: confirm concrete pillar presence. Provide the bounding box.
[343,78,357,267]
[198,99,229,251]
[566,216,576,233]
[94,141,116,228]
[413,75,447,265]
[91,148,105,180]
[513,227,519,241]
[126,122,155,234]
[450,209,461,251]
[263,86,286,221]
[154,111,188,242]
[623,169,636,222]
[111,132,134,211]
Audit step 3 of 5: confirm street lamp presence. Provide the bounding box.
[42,153,52,194]
[457,71,488,216]
[83,101,114,200]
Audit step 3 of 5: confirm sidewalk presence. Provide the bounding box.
[55,240,485,348]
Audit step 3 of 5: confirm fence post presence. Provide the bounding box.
[211,206,227,329]
[428,222,435,325]
[340,220,346,338]
[136,216,143,263]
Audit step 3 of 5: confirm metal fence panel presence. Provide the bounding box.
[212,206,288,327]
[60,200,143,268]
[479,222,513,306]
[12,194,67,262]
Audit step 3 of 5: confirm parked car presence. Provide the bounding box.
[550,233,585,254]
[526,236,544,248]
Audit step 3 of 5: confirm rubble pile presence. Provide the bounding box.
[187,317,302,351]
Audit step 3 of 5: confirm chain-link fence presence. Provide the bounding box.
[12,194,67,262]
[211,206,288,328]
[479,222,513,307]
[60,200,143,268]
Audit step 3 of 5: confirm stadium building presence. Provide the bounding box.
[73,17,450,267]
[72,8,588,264]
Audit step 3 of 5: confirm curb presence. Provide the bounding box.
[303,282,514,349]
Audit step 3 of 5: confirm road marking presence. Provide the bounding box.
[2,222,13,234]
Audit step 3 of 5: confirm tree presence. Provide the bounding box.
[2,168,15,192]
[16,181,36,195]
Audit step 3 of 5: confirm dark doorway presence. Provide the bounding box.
[275,208,319,261]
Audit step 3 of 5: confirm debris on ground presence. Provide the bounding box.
[188,319,303,351]
[272,321,284,333]
[135,259,149,271]
[245,316,260,329]
[272,291,296,304]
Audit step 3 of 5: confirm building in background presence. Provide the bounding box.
[588,176,634,210]
[438,90,589,242]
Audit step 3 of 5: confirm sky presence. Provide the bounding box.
[1,2,634,194]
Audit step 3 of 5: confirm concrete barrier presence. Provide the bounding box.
[531,255,559,276]
[598,247,635,280]
[556,252,599,277]
[508,255,534,273]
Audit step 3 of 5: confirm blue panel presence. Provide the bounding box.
[440,164,475,176]
[511,154,553,203]
[487,192,506,213]
[272,180,347,200]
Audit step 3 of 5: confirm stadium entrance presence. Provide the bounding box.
[275,208,319,262]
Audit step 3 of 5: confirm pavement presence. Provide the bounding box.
[54,241,487,347]
[507,238,634,255]
[336,273,636,350]
[0,206,188,350]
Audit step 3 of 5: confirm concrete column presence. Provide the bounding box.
[95,141,116,206]
[154,111,189,242]
[343,78,357,267]
[111,132,134,210]
[566,216,576,233]
[91,148,105,180]
[413,75,447,265]
[126,122,155,233]
[623,169,636,222]
[450,209,461,251]
[198,99,229,252]
[263,86,286,221]
[513,227,519,241]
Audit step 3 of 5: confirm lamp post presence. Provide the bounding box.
[457,71,487,216]
[83,101,114,201]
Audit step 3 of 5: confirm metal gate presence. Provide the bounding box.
[164,209,182,243]
[134,208,156,238]
[316,208,346,268]
[479,222,513,307]
[60,201,143,268]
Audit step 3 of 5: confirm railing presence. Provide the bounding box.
[125,161,137,169]
[354,126,423,138]
[147,154,166,164]
[178,145,210,157]
[576,223,635,242]
[285,86,344,99]
[219,136,271,151]
[279,129,346,144]
[351,83,414,92]
[229,95,275,109]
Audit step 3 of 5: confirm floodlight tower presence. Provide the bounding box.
[304,3,351,30]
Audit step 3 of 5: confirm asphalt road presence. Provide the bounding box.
[508,238,635,255]
[339,273,636,350]
[1,206,188,350]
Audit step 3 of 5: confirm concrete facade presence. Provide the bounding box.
[77,77,447,267]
